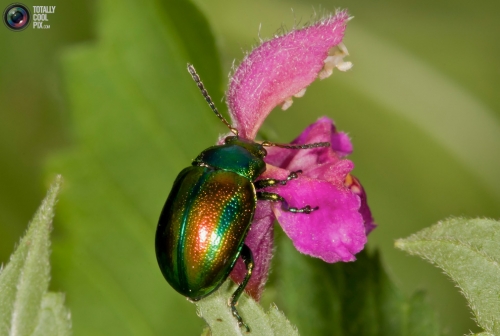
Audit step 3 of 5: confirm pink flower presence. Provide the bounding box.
[226,11,375,301]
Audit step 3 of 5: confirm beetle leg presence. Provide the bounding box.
[229,244,253,332]
[256,191,318,214]
[254,170,302,189]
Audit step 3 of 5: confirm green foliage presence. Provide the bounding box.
[0,0,93,266]
[47,0,225,335]
[196,282,298,336]
[0,176,70,336]
[271,230,440,336]
[196,240,442,336]
[396,218,500,335]
[32,293,72,336]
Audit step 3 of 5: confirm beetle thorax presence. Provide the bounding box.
[192,136,266,181]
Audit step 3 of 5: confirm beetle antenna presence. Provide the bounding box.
[187,64,238,136]
[261,141,330,149]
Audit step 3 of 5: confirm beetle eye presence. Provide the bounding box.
[225,136,236,143]
[259,148,267,157]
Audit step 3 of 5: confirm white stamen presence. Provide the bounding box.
[319,42,352,79]
[293,88,307,98]
[281,97,293,110]
[337,61,353,72]
[318,68,333,80]
[337,42,349,56]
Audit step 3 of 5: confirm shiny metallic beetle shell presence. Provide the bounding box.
[155,139,266,300]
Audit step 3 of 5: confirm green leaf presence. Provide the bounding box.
[0,175,69,336]
[396,218,500,335]
[271,229,440,336]
[196,281,298,336]
[47,0,224,335]
[32,293,72,336]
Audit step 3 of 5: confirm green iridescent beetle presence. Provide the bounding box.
[155,64,330,331]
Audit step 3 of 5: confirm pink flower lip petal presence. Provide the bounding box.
[234,116,376,300]
[345,174,377,234]
[293,116,353,157]
[265,166,367,263]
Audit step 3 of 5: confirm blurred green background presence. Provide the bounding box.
[1,0,499,335]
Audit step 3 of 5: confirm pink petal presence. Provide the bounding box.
[264,117,352,172]
[262,166,367,263]
[305,159,354,184]
[229,202,275,301]
[345,174,377,234]
[293,117,353,157]
[227,12,350,140]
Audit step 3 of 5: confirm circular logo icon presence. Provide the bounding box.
[3,3,30,31]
